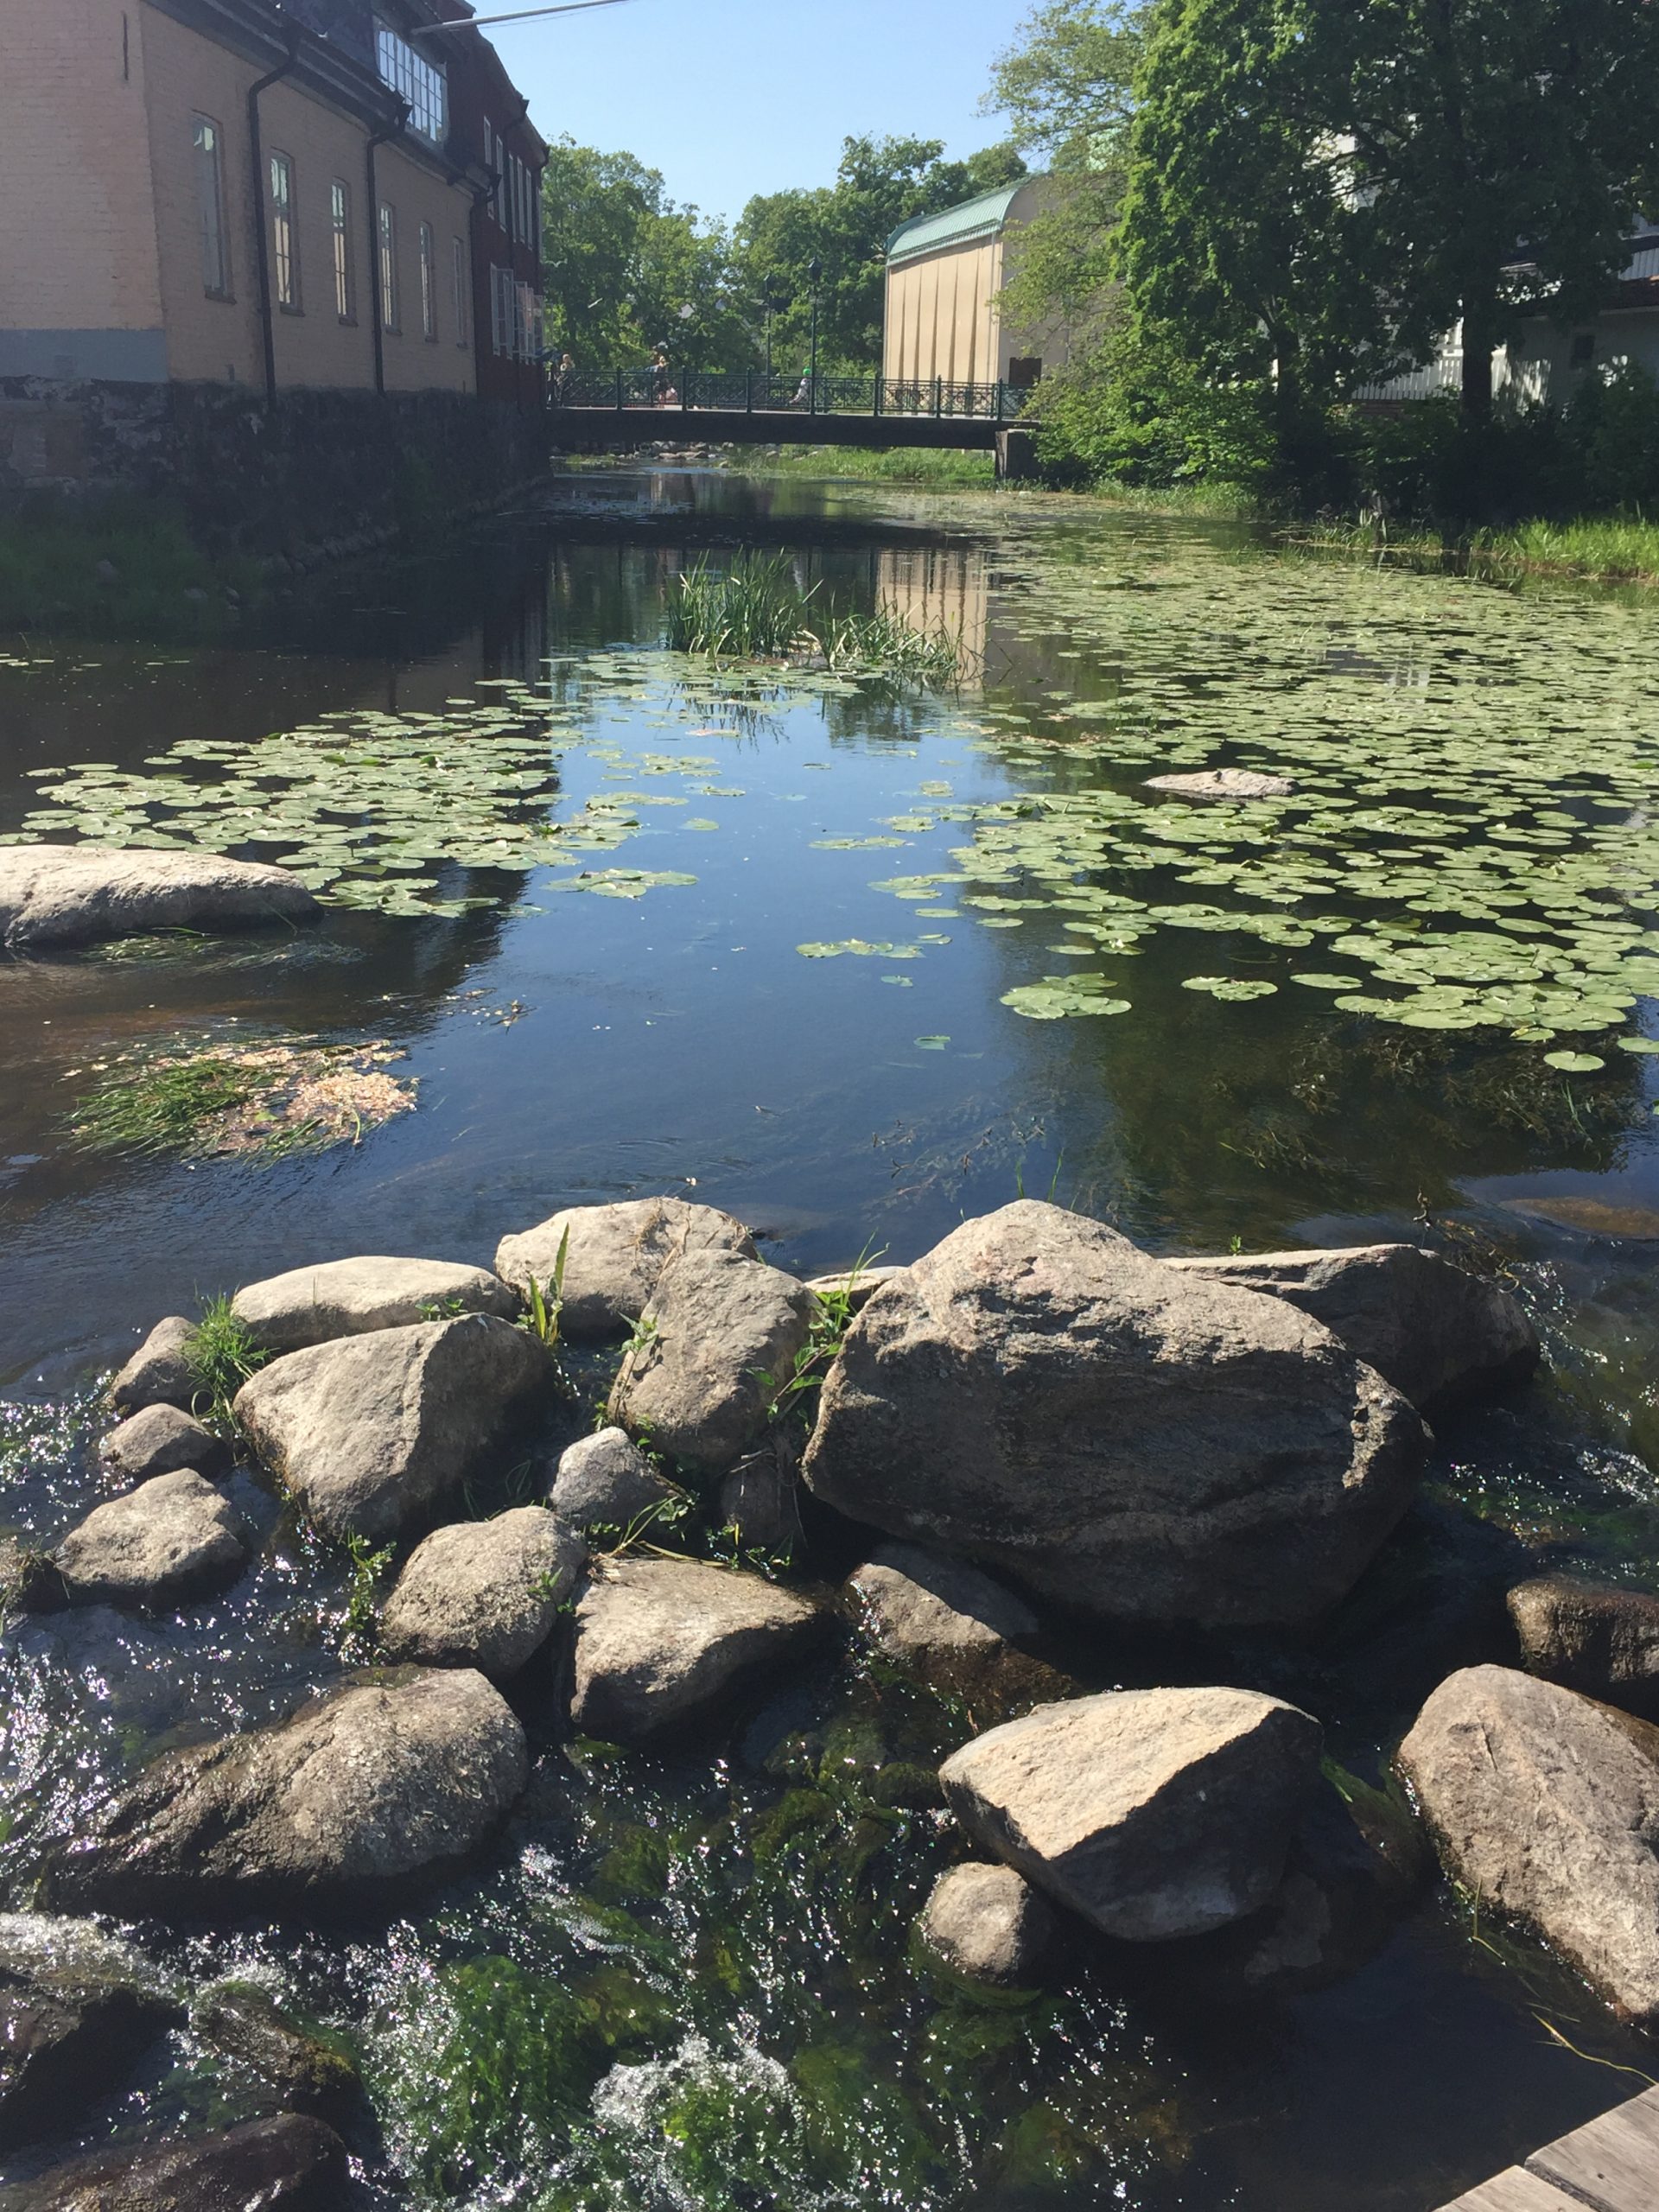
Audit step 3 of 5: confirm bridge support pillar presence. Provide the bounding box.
[995,427,1039,485]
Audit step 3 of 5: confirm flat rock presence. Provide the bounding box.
[804,1201,1427,1632]
[607,1250,817,1474]
[101,1402,227,1482]
[379,1507,584,1680]
[0,1914,178,2151]
[232,1255,519,1355]
[193,1985,360,2124]
[805,1265,908,1312]
[1167,1243,1538,1414]
[108,1317,196,1415]
[494,1196,757,1339]
[550,1427,677,1532]
[571,1557,824,1740]
[0,844,319,952]
[939,1686,1324,1941]
[1397,1664,1659,2022]
[52,1471,247,1610]
[233,1314,550,1543]
[0,2113,352,2211]
[848,1543,1069,1707]
[48,1668,526,1920]
[917,1863,1054,1986]
[1143,768,1294,801]
[1507,1576,1659,1718]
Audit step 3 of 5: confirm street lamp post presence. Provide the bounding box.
[808,256,822,405]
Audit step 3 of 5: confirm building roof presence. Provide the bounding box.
[887,183,1029,268]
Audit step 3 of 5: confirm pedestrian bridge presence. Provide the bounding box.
[547,371,1037,453]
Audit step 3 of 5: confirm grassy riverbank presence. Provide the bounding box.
[725,444,997,486]
[0,500,261,637]
[1286,512,1659,588]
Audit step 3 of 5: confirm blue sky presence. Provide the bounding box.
[486,0,1032,225]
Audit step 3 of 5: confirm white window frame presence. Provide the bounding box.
[452,235,469,346]
[331,180,355,322]
[378,201,399,333]
[194,114,232,299]
[374,19,447,143]
[270,149,300,312]
[419,221,437,341]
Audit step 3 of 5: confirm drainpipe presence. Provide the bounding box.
[247,23,304,408]
[365,105,406,398]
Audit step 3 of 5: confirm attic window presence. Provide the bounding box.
[375,18,447,142]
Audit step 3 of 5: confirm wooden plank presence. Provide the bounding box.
[1527,2084,1659,2212]
[1434,2165,1587,2211]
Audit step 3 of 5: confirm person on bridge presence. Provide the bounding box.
[555,352,575,403]
[651,345,671,404]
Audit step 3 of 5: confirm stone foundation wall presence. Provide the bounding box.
[0,379,546,558]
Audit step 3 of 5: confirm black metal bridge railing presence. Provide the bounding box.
[549,369,1036,423]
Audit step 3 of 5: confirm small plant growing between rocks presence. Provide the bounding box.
[187,1296,269,1432]
[760,1247,885,1437]
[521,1230,571,1353]
[340,1533,395,1661]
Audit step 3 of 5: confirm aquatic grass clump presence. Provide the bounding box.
[667,553,966,685]
[185,1294,268,1430]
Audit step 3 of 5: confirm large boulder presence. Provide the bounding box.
[494,1196,757,1339]
[804,1202,1427,1632]
[51,1471,247,1610]
[607,1251,817,1474]
[48,1669,526,1920]
[232,1255,520,1356]
[0,1915,178,2151]
[847,1543,1070,1709]
[1507,1575,1659,1718]
[101,1402,227,1482]
[550,1427,677,1532]
[1166,1243,1538,1414]
[0,844,319,952]
[233,1314,550,1543]
[379,1507,584,1680]
[917,1864,1055,1987]
[1396,1664,1659,2022]
[0,2113,351,2211]
[570,1558,824,1741]
[108,1317,196,1415]
[938,1687,1324,1942]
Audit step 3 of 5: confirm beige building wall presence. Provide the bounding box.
[0,0,168,378]
[374,139,475,393]
[882,179,1071,391]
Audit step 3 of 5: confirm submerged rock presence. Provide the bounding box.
[51,1471,247,1610]
[847,1543,1070,1708]
[550,1427,676,1532]
[1397,1664,1659,2023]
[1166,1243,1538,1414]
[607,1251,817,1474]
[939,1687,1324,1942]
[48,1669,527,1920]
[917,1864,1054,1986]
[570,1557,824,1740]
[0,2113,352,2210]
[101,1402,227,1482]
[1507,1575,1659,1718]
[494,1196,757,1339]
[107,1317,196,1415]
[379,1508,584,1680]
[1143,768,1294,801]
[804,1202,1427,1632]
[232,1255,519,1355]
[0,844,319,952]
[0,1915,178,2151]
[233,1314,550,1543]
[193,1985,361,2124]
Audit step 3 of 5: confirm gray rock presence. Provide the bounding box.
[805,1265,908,1312]
[192,1985,360,2124]
[718,1430,806,1560]
[1166,1243,1538,1414]
[379,1508,584,1680]
[917,1863,1054,1986]
[494,1196,757,1339]
[848,1543,1071,1708]
[108,1317,197,1415]
[233,1314,550,1543]
[607,1251,817,1474]
[1396,1664,1659,2023]
[102,1402,227,1482]
[804,1201,1427,1632]
[48,1669,526,1920]
[0,844,319,952]
[938,1686,1324,1942]
[52,1471,247,1610]
[550,1427,676,1532]
[1507,1575,1659,1717]
[1143,768,1294,800]
[0,2113,351,2211]
[232,1255,520,1356]
[0,1914,178,2151]
[571,1558,824,1740]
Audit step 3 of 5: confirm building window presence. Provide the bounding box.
[193,114,231,298]
[452,235,469,346]
[270,151,300,312]
[1571,332,1597,367]
[491,264,511,357]
[378,202,399,332]
[374,19,446,142]
[331,181,355,321]
[419,222,437,340]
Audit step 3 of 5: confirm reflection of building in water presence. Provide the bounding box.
[876,543,990,667]
[884,181,1073,391]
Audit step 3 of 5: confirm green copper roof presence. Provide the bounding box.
[887,184,1028,266]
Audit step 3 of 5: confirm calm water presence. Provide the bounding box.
[5,470,1659,2208]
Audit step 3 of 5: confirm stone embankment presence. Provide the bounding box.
[21,1189,1655,2204]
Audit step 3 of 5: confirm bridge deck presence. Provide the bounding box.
[548,406,1012,451]
[1436,2083,1659,2210]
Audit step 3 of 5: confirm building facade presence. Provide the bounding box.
[1,0,543,405]
[883,180,1070,393]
